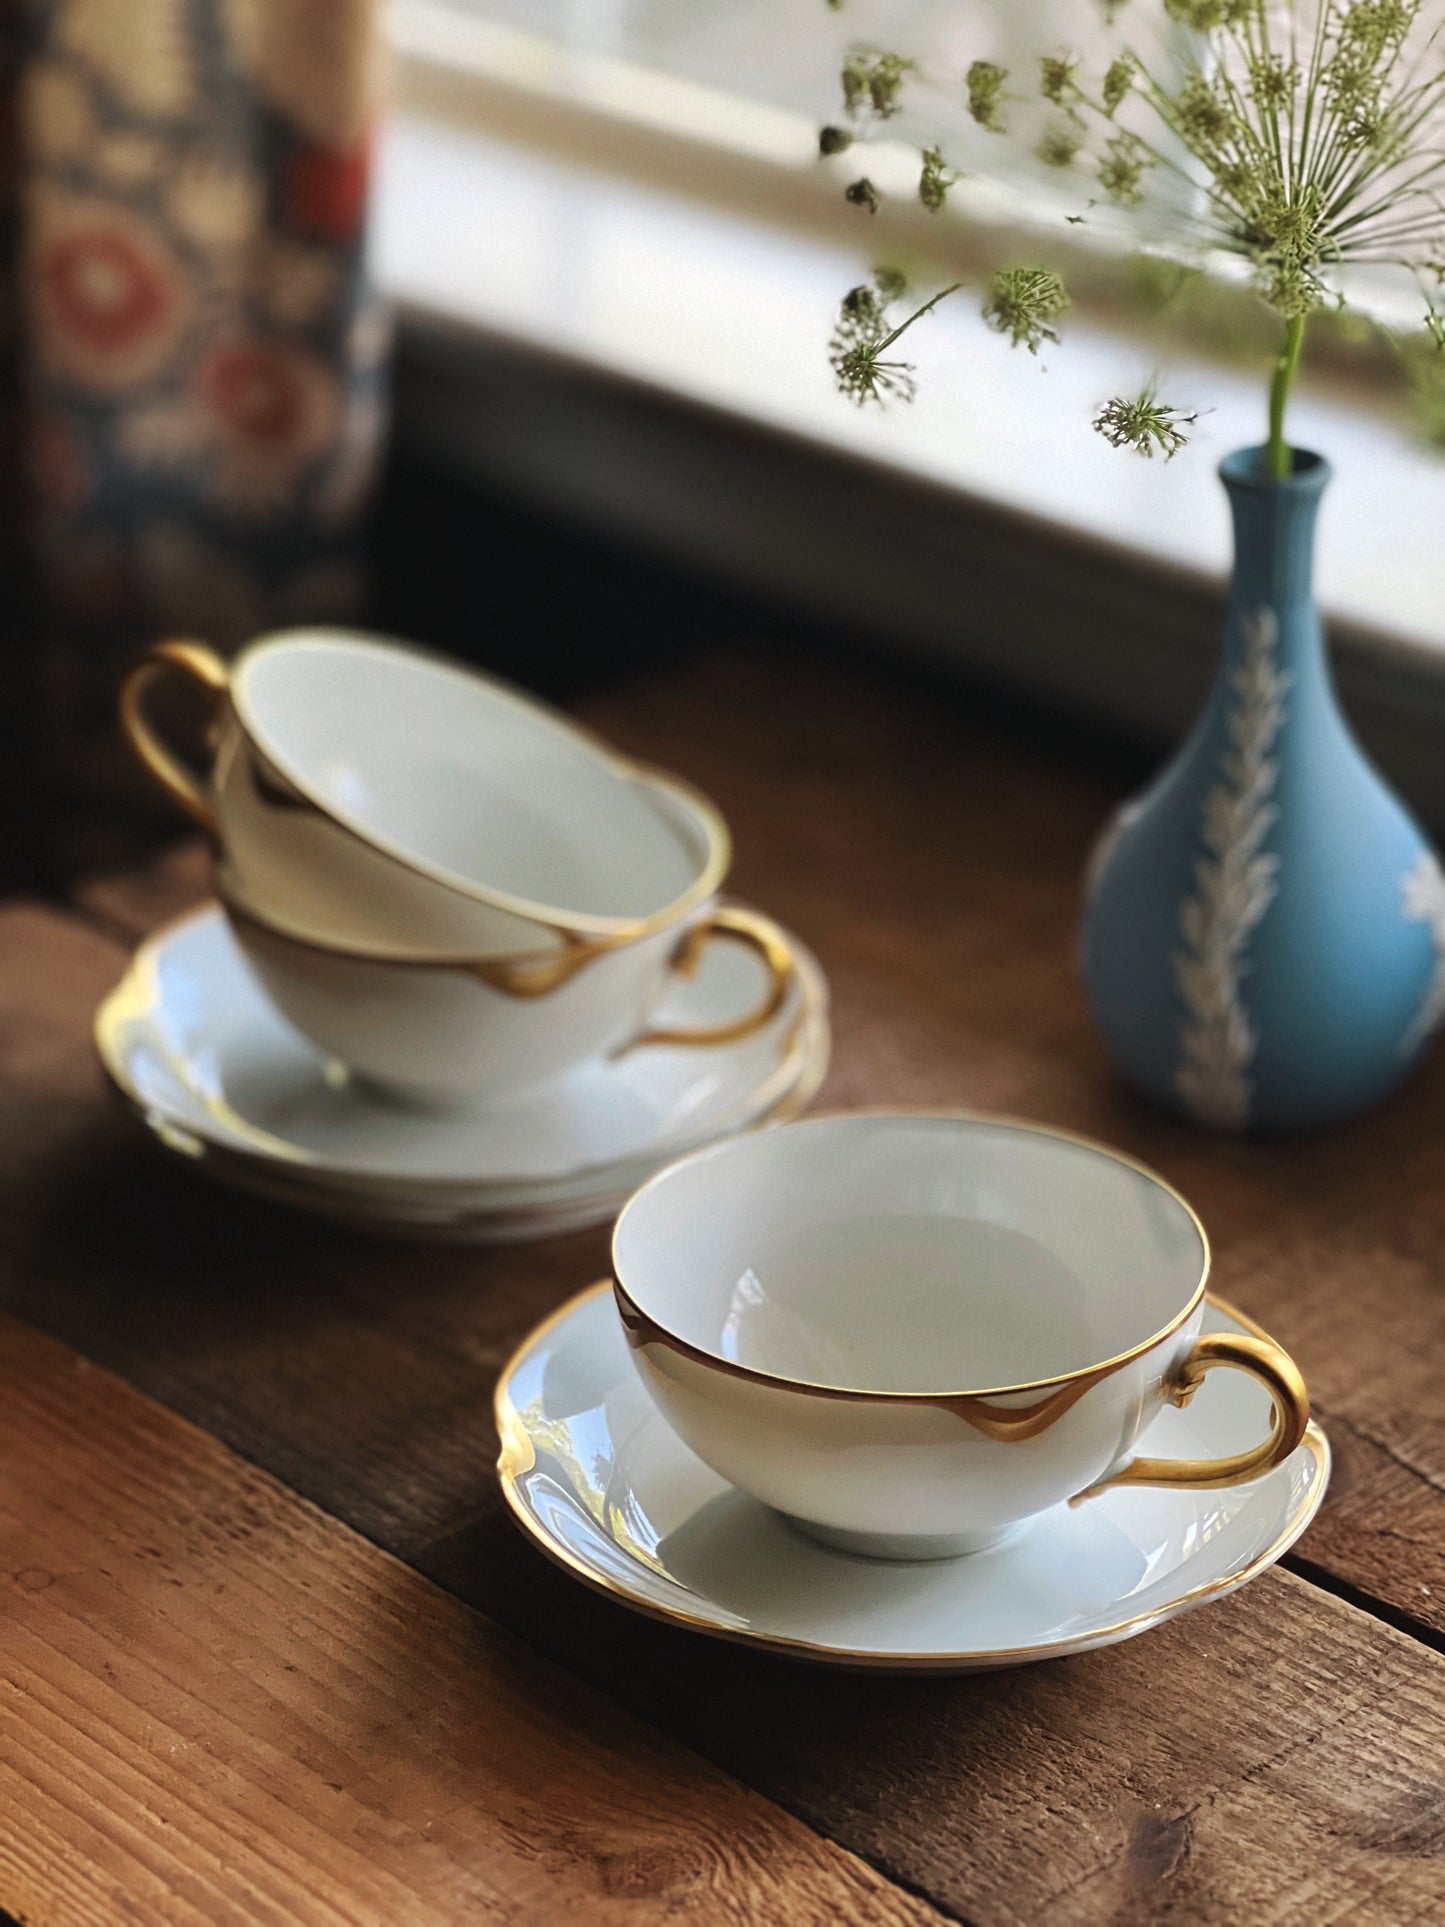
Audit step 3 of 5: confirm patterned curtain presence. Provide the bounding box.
[3,0,387,880]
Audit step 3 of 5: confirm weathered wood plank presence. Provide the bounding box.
[415,1534,1445,1926]
[0,1314,936,1927]
[0,901,589,1562]
[7,899,1445,1926]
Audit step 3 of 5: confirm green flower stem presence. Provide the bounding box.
[874,282,962,355]
[1267,313,1307,480]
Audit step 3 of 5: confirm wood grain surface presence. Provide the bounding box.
[1,640,1440,1923]
[0,1314,936,1927]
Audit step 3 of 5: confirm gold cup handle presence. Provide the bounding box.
[1074,1328,1310,1504]
[119,639,230,833]
[629,906,797,1051]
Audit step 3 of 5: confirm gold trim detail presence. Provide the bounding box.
[613,1290,1130,1440]
[216,880,799,1039]
[223,629,733,942]
[494,1281,1332,1673]
[611,1109,1211,1405]
[119,638,230,833]
[122,627,734,947]
[219,883,618,995]
[221,756,729,974]
[475,929,617,998]
[1072,1327,1309,1502]
[618,907,796,1051]
[92,901,831,1197]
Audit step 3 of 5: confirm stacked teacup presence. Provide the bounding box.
[106,630,828,1237]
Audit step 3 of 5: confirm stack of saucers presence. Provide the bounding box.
[100,630,829,1240]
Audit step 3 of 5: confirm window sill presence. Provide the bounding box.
[372,80,1445,825]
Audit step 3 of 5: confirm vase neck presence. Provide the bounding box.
[1221,444,1329,626]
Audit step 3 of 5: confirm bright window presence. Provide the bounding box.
[381,0,1445,768]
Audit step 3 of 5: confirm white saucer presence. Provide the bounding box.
[96,904,830,1240]
[497,1285,1330,1670]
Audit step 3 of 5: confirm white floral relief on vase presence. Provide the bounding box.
[1400,853,1445,1058]
[1173,607,1291,1129]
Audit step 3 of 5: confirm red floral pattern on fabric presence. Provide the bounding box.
[43,226,173,354]
[201,344,307,446]
[286,132,372,239]
[14,0,383,655]
[30,192,194,392]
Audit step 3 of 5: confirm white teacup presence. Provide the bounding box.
[219,771,796,1105]
[121,628,725,958]
[122,630,797,1104]
[612,1112,1309,1560]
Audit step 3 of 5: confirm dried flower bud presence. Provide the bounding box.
[1099,131,1152,206]
[1249,54,1298,111]
[819,125,853,157]
[829,272,959,407]
[839,283,883,328]
[1173,75,1237,154]
[1337,1,1415,61]
[919,145,958,212]
[1038,124,1082,168]
[1262,269,1325,317]
[967,60,1008,132]
[1102,55,1134,117]
[842,48,913,124]
[1039,56,1078,106]
[982,266,1070,353]
[845,177,881,214]
[1243,180,1330,314]
[1164,0,1252,27]
[1093,388,1197,457]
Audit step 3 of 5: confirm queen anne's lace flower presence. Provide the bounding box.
[823,0,1445,468]
[982,268,1071,352]
[1093,387,1198,457]
[829,272,961,406]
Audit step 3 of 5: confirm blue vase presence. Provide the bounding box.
[1083,445,1445,1133]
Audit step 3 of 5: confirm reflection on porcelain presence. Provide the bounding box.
[121,629,728,956]
[94,902,830,1241]
[611,1114,1309,1559]
[497,1283,1330,1670]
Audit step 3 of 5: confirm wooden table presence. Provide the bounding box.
[4,644,1445,1925]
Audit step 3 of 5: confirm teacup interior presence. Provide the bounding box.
[614,1116,1207,1393]
[237,635,704,919]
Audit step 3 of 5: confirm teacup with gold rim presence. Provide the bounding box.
[121,630,797,1105]
[611,1112,1310,1560]
[220,769,796,1105]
